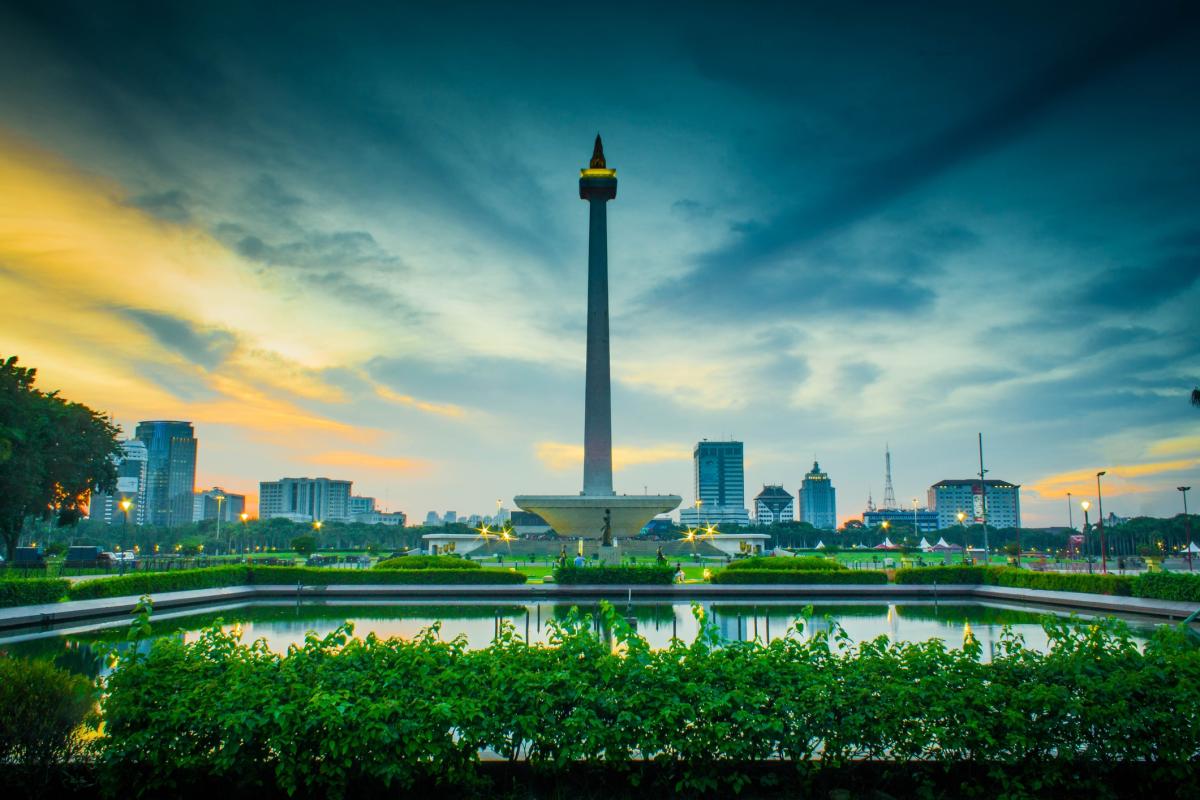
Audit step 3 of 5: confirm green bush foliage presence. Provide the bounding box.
[374,555,481,570]
[724,556,846,571]
[894,565,993,584]
[248,566,527,585]
[0,576,69,606]
[997,569,1133,596]
[98,604,1200,797]
[894,566,1135,596]
[1132,572,1200,602]
[67,565,248,600]
[552,565,675,585]
[0,657,94,766]
[567,565,678,584]
[711,569,887,585]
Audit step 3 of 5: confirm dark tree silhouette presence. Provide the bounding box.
[0,356,121,560]
[1192,386,1200,407]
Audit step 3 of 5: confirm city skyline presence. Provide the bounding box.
[1,2,1198,527]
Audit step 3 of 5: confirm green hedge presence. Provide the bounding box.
[67,566,248,600]
[1132,572,1200,603]
[894,566,1134,596]
[711,570,888,585]
[374,555,481,570]
[248,566,527,585]
[553,566,675,585]
[894,566,995,585]
[0,577,70,607]
[100,603,1200,796]
[997,569,1133,596]
[724,556,846,571]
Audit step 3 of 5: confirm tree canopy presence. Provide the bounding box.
[0,356,121,559]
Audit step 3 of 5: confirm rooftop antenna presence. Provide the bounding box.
[882,444,897,510]
[866,487,876,513]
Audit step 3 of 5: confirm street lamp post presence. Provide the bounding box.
[214,494,226,554]
[1180,486,1192,572]
[119,498,132,540]
[240,512,249,555]
[1067,492,1074,530]
[1080,500,1092,574]
[957,511,967,563]
[1096,471,1108,575]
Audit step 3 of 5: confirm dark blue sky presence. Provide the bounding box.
[0,1,1197,523]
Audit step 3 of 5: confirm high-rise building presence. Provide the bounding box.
[679,440,750,526]
[349,495,377,521]
[753,485,794,525]
[864,507,940,533]
[258,477,353,523]
[192,487,246,523]
[928,479,1021,529]
[89,439,149,525]
[798,461,838,530]
[134,421,197,527]
[423,511,440,526]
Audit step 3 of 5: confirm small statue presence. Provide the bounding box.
[601,508,613,547]
[590,134,606,169]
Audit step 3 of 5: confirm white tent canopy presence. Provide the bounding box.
[1187,542,1200,554]
[919,537,933,551]
[815,540,825,549]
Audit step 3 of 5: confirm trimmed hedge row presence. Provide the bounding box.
[724,556,846,572]
[893,566,992,585]
[1132,572,1200,603]
[374,555,481,570]
[65,564,529,600]
[67,566,248,600]
[711,570,888,585]
[248,566,527,585]
[553,566,675,585]
[0,577,70,607]
[893,566,1134,596]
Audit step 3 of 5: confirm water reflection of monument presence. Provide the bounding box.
[515,137,680,555]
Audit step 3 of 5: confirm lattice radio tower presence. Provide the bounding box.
[882,444,898,510]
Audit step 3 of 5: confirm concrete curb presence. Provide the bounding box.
[1,582,1197,632]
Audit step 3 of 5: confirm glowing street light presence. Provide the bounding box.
[119,497,133,538]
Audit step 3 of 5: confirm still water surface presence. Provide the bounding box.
[0,599,1163,678]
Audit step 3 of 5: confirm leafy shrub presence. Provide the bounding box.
[724,556,846,571]
[895,566,1134,595]
[711,569,887,585]
[1132,572,1200,602]
[0,576,69,607]
[67,565,248,600]
[553,565,675,584]
[249,566,526,584]
[0,658,94,765]
[996,569,1133,596]
[375,555,481,570]
[98,604,1200,797]
[894,566,996,584]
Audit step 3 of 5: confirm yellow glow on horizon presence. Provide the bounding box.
[535,441,690,472]
[1029,458,1200,498]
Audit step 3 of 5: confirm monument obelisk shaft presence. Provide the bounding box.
[580,135,617,496]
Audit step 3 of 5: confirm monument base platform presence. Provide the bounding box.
[597,545,621,565]
[513,493,681,540]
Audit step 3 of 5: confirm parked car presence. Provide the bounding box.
[64,545,106,568]
[11,547,47,568]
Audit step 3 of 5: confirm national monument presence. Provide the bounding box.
[514,137,681,551]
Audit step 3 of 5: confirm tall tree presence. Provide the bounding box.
[0,356,121,560]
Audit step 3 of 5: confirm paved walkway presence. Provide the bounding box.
[2,582,1198,631]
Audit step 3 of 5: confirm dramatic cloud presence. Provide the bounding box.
[0,1,1197,522]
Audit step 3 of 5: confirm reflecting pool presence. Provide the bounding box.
[0,598,1166,678]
